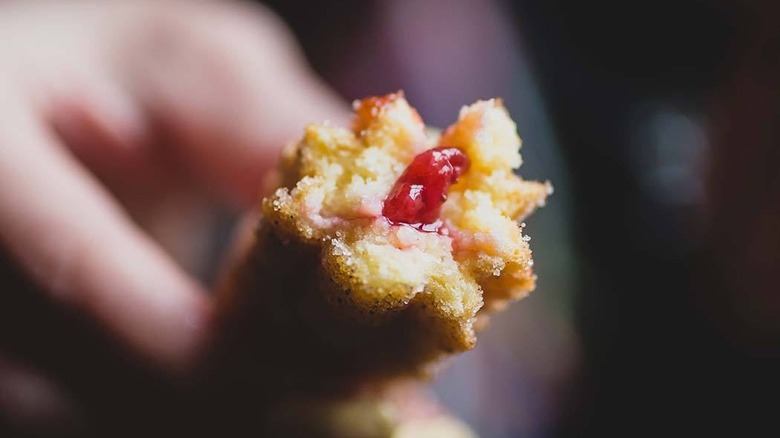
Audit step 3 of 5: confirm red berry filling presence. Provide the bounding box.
[382,147,470,231]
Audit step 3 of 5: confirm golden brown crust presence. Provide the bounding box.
[216,93,549,394]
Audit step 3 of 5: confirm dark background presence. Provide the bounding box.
[1,0,779,436]
[262,0,780,435]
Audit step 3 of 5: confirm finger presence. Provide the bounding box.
[0,103,212,372]
[123,1,351,207]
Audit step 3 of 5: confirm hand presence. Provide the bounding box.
[0,0,346,428]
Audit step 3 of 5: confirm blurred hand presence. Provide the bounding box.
[0,0,346,427]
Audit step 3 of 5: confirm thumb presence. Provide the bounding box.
[124,1,350,207]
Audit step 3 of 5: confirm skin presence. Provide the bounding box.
[0,0,348,425]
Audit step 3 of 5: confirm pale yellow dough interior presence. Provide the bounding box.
[264,92,550,350]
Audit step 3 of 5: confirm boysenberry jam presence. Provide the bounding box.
[382,147,470,231]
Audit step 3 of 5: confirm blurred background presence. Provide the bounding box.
[2,0,779,436]
[259,0,779,435]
